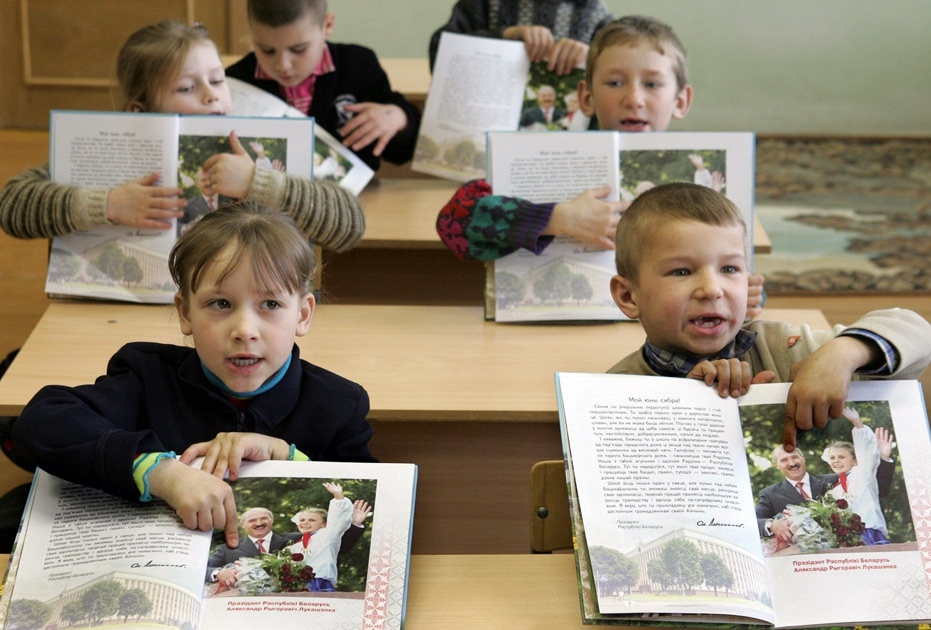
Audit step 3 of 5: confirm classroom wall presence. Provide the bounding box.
[327,0,931,136]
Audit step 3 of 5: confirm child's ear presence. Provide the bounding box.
[174,293,193,336]
[577,80,596,117]
[126,101,146,113]
[295,293,315,337]
[322,12,335,39]
[672,84,693,120]
[610,275,641,320]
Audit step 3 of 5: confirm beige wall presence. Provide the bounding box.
[327,0,931,136]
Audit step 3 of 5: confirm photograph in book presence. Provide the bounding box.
[556,373,931,628]
[226,76,374,195]
[45,111,315,304]
[0,460,417,630]
[413,32,585,181]
[487,132,754,322]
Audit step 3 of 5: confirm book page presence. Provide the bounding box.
[413,32,529,181]
[226,77,374,195]
[556,372,773,623]
[199,460,416,630]
[1,470,211,630]
[47,111,181,303]
[487,131,625,322]
[739,380,931,628]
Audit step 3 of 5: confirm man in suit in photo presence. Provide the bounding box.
[519,85,566,129]
[756,436,895,542]
[205,507,298,586]
[180,167,233,235]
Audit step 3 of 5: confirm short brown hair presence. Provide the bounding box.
[614,183,746,282]
[116,19,214,112]
[169,201,316,299]
[247,0,327,27]
[584,16,689,91]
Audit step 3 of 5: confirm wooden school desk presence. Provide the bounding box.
[0,303,827,554]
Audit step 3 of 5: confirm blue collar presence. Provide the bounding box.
[201,353,292,399]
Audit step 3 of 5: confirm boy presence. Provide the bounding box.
[226,0,421,172]
[435,16,763,315]
[607,182,931,450]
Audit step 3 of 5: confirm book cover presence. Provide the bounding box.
[556,372,931,628]
[486,131,756,322]
[45,111,315,304]
[0,460,417,630]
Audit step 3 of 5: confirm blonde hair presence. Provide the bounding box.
[584,16,689,91]
[115,19,214,112]
[614,183,745,283]
[169,201,316,300]
[292,507,328,524]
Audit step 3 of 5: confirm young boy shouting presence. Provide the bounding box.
[226,0,421,171]
[606,182,931,450]
[435,15,764,315]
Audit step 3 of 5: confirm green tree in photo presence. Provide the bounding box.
[570,273,594,304]
[122,256,144,287]
[60,600,86,627]
[95,245,126,284]
[590,546,639,595]
[118,588,153,622]
[81,579,123,623]
[532,263,572,304]
[700,552,734,596]
[7,599,52,630]
[660,538,704,594]
[496,272,526,308]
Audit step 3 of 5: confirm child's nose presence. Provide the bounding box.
[621,84,645,107]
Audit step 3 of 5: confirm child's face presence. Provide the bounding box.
[154,42,232,115]
[175,244,314,394]
[611,219,748,357]
[249,11,335,88]
[828,447,857,474]
[578,41,691,132]
[296,512,326,533]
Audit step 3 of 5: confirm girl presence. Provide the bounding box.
[822,407,891,545]
[0,20,364,252]
[288,482,354,591]
[13,202,376,548]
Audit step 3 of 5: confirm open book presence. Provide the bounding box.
[485,131,755,322]
[413,31,587,181]
[226,77,374,195]
[45,110,315,303]
[556,373,931,628]
[0,460,417,630]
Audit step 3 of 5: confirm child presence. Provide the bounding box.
[823,407,890,545]
[606,182,931,450]
[226,0,421,172]
[434,15,765,315]
[429,0,615,75]
[13,202,377,548]
[288,482,353,591]
[0,20,364,254]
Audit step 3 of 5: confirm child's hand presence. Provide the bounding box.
[323,482,344,500]
[105,172,186,229]
[548,186,628,250]
[841,406,864,428]
[746,273,766,319]
[710,171,726,193]
[147,458,240,547]
[686,359,774,398]
[201,131,256,199]
[503,25,555,63]
[782,335,878,451]
[876,427,895,460]
[179,432,291,481]
[351,500,372,526]
[339,103,408,157]
[545,38,588,75]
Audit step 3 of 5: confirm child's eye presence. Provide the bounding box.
[258,47,276,56]
[175,84,195,94]
[290,46,307,55]
[208,299,230,309]
[262,300,281,310]
[721,265,740,274]
[210,77,226,87]
[670,268,690,277]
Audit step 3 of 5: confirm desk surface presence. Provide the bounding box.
[0,302,827,418]
[357,178,772,253]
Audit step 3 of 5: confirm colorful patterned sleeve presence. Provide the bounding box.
[435,178,557,261]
